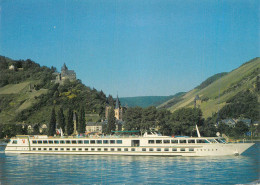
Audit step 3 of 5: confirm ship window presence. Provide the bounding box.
[60,140,65,144]
[149,148,154,151]
[55,148,58,151]
[156,140,162,144]
[97,140,102,144]
[163,140,170,144]
[148,140,155,144]
[72,140,76,144]
[66,148,70,151]
[171,140,178,144]
[157,148,161,151]
[90,140,95,144]
[188,140,195,143]
[164,148,169,151]
[54,140,59,144]
[49,148,52,151]
[180,140,187,143]
[66,140,71,144]
[33,148,36,150]
[78,140,83,144]
[32,140,37,144]
[172,148,177,152]
[117,148,121,151]
[110,140,115,144]
[142,148,146,151]
[43,140,48,144]
[180,148,185,151]
[197,139,208,143]
[189,148,194,151]
[38,140,42,144]
[85,148,88,151]
[208,139,217,143]
[38,148,41,150]
[60,148,64,151]
[72,148,76,151]
[78,148,82,151]
[103,140,108,144]
[84,140,89,144]
[111,148,115,151]
[12,140,17,144]
[124,148,128,151]
[104,148,108,151]
[97,148,101,151]
[131,148,135,151]
[49,140,54,144]
[116,140,122,144]
[91,148,95,151]
[44,148,47,151]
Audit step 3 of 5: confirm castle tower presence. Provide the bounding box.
[194,95,201,108]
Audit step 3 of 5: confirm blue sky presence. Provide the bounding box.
[0,0,259,97]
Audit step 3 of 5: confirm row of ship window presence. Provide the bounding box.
[30,139,211,144]
[31,147,218,152]
[12,138,225,145]
[31,140,123,144]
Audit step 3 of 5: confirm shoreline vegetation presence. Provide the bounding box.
[0,57,259,140]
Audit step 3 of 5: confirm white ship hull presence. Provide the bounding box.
[5,135,254,156]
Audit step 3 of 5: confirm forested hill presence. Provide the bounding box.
[158,57,260,119]
[119,93,185,108]
[0,56,113,124]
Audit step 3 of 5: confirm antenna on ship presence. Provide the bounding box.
[196,124,201,138]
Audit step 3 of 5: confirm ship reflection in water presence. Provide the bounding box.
[0,142,259,184]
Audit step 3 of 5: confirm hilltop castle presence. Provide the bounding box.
[55,63,76,84]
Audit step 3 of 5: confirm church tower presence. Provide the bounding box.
[114,95,123,120]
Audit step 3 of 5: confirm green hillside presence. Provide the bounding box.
[0,56,109,125]
[158,57,260,118]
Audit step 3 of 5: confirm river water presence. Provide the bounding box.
[0,142,259,185]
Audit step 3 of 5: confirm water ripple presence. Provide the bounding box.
[0,142,259,184]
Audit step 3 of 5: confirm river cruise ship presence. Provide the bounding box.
[5,132,254,156]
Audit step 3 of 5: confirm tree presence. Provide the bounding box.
[33,124,40,135]
[170,108,204,136]
[141,106,157,132]
[217,122,231,136]
[57,107,66,133]
[233,121,249,137]
[48,107,56,136]
[78,106,86,134]
[156,109,172,135]
[67,108,74,135]
[107,107,116,134]
[107,95,114,106]
[124,107,143,131]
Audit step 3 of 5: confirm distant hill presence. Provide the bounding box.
[0,56,108,124]
[119,93,185,108]
[158,57,260,118]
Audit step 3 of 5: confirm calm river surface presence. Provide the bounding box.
[0,142,259,185]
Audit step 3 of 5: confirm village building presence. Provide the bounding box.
[217,118,252,127]
[9,64,15,70]
[85,122,103,134]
